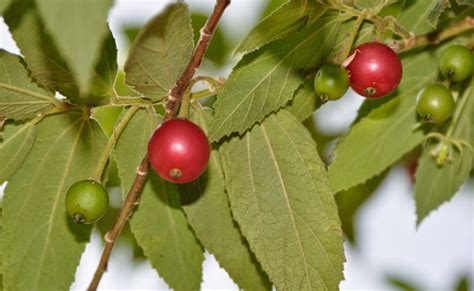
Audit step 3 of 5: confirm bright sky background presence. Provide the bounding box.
[0,1,473,290]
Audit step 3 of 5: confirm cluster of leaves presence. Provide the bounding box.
[0,0,472,290]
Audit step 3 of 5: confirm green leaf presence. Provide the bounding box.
[260,0,288,18]
[0,50,56,120]
[209,14,340,142]
[414,80,473,225]
[328,41,450,192]
[0,0,10,13]
[4,1,117,105]
[329,94,424,193]
[454,274,470,291]
[124,3,194,101]
[2,111,106,290]
[354,0,396,11]
[0,121,36,184]
[427,1,450,29]
[398,0,439,34]
[0,203,3,290]
[114,108,204,291]
[335,172,386,244]
[236,0,326,54]
[455,0,474,6]
[220,110,344,290]
[285,79,321,122]
[35,0,114,93]
[386,274,420,291]
[179,107,271,291]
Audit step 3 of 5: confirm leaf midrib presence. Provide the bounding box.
[160,179,193,287]
[0,123,34,179]
[259,123,314,290]
[271,114,339,280]
[32,118,86,290]
[0,83,54,103]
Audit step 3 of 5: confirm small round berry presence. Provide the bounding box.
[148,118,210,184]
[313,64,349,102]
[66,180,109,224]
[439,45,473,82]
[416,84,455,123]
[347,41,403,98]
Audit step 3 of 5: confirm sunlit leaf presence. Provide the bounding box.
[0,0,10,13]
[427,1,450,29]
[209,13,340,141]
[354,0,396,12]
[124,3,194,101]
[415,79,473,225]
[179,107,271,290]
[35,0,114,93]
[221,110,344,290]
[2,112,106,290]
[114,108,204,291]
[398,0,439,34]
[0,121,36,184]
[4,1,117,105]
[0,50,56,120]
[236,0,326,54]
[328,39,457,192]
[285,79,321,122]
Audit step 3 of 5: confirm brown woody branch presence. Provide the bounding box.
[392,16,474,53]
[164,0,230,121]
[87,1,230,290]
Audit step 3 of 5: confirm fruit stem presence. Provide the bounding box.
[178,76,223,117]
[178,88,192,118]
[87,1,230,290]
[392,16,474,53]
[91,106,140,182]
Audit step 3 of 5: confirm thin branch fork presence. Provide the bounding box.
[393,16,474,53]
[87,1,230,290]
[164,0,230,121]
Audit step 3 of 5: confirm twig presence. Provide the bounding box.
[87,157,149,291]
[91,106,140,181]
[87,1,230,290]
[164,0,230,121]
[392,16,474,53]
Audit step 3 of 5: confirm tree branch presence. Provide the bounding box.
[87,1,230,290]
[164,0,230,121]
[392,16,474,53]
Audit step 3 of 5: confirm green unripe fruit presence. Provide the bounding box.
[314,64,349,102]
[439,45,473,82]
[66,180,109,224]
[416,84,455,124]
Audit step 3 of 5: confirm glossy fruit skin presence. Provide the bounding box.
[314,64,349,101]
[66,180,109,224]
[439,45,473,82]
[416,84,455,123]
[347,41,402,98]
[148,118,210,184]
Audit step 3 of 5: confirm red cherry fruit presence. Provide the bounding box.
[347,41,402,98]
[148,118,210,184]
